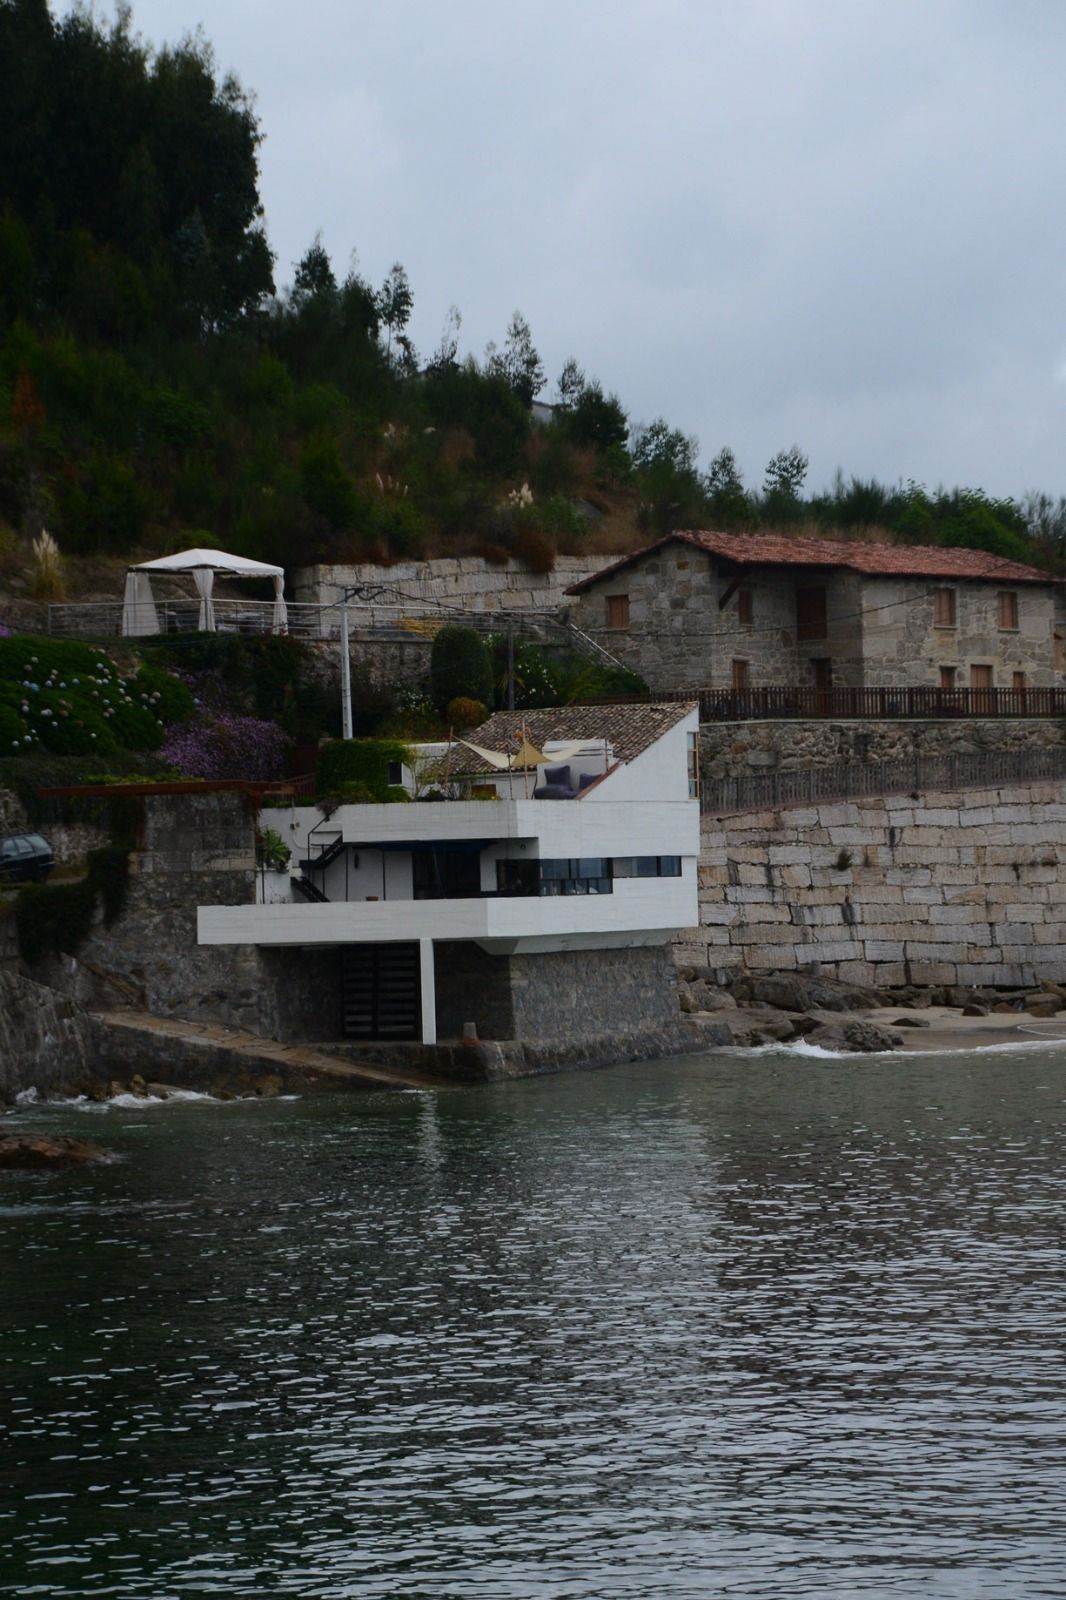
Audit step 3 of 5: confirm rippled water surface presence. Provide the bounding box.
[3,1047,1066,1597]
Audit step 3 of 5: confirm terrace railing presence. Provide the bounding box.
[46,600,332,640]
[700,745,1066,815]
[581,684,1066,720]
[697,684,1066,720]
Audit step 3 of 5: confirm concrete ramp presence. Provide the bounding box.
[89,1010,444,1095]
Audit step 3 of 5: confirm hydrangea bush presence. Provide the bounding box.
[0,636,194,758]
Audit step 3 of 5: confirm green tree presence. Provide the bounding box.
[489,310,544,405]
[763,445,808,501]
[429,624,494,714]
[377,261,413,364]
[705,446,751,527]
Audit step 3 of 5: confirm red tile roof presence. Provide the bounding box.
[564,530,1058,593]
[440,701,697,777]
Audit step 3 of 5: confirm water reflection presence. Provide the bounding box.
[2,1048,1066,1596]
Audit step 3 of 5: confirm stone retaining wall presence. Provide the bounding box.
[678,779,1066,990]
[293,555,605,619]
[700,718,1066,779]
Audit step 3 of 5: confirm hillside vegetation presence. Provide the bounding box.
[1,0,1063,598]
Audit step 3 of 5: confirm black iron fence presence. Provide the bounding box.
[700,746,1066,815]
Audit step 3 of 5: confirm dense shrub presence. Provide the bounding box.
[445,696,488,729]
[429,625,494,714]
[316,738,412,801]
[0,635,191,757]
[161,713,289,780]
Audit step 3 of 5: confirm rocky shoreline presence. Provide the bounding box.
[676,966,1066,1053]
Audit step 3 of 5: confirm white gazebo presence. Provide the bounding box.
[121,548,288,637]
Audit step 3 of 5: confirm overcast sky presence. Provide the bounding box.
[77,1,1066,499]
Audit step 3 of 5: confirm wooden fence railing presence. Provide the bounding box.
[640,685,1066,721]
[700,746,1066,815]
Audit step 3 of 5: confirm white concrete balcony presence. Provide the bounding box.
[198,873,696,955]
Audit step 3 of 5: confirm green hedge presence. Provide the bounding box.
[15,841,132,965]
[316,738,412,802]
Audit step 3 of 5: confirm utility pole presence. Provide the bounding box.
[339,589,353,739]
[507,624,515,711]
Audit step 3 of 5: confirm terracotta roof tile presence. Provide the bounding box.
[564,530,1058,593]
[441,701,696,777]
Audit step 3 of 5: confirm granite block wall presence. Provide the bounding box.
[700,717,1066,779]
[677,780,1066,989]
[293,555,605,623]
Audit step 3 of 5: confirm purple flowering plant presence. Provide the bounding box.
[161,712,289,781]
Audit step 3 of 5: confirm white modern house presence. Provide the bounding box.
[198,703,700,1051]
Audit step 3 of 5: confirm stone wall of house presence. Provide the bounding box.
[567,550,1059,693]
[699,716,1066,779]
[433,939,693,1063]
[562,545,720,688]
[262,946,344,1041]
[858,577,1056,688]
[677,779,1066,990]
[569,559,870,692]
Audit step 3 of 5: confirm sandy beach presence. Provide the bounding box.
[866,1005,1066,1054]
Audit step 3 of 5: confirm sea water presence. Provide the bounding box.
[2,1044,1066,1598]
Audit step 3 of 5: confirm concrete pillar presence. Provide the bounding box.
[419,938,437,1045]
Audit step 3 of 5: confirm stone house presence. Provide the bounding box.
[564,530,1061,694]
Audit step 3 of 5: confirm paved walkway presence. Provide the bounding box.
[91,1009,444,1092]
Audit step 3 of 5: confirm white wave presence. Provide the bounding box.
[726,1033,1066,1061]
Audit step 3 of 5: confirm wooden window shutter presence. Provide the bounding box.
[606,594,629,629]
[934,588,956,627]
[795,586,827,641]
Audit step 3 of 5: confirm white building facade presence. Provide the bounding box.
[198,704,699,1049]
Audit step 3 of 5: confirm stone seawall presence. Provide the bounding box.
[700,718,1066,780]
[0,970,93,1101]
[678,779,1066,990]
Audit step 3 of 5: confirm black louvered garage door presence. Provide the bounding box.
[341,943,421,1041]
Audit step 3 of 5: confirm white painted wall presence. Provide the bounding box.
[582,712,698,804]
[200,871,695,952]
[262,797,697,863]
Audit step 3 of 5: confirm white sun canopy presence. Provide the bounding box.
[121,548,288,637]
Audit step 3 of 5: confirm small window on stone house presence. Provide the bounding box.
[796,586,827,641]
[1056,633,1065,671]
[939,666,957,690]
[934,588,956,627]
[737,588,753,626]
[731,659,750,691]
[606,594,630,629]
[1012,671,1027,692]
[998,591,1019,630]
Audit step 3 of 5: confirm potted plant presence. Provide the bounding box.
[257,827,292,872]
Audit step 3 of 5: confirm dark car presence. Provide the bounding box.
[0,832,55,884]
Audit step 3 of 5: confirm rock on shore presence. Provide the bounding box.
[0,1133,106,1169]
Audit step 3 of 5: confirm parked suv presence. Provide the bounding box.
[0,832,55,884]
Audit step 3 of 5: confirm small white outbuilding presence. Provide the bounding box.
[121,547,288,637]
